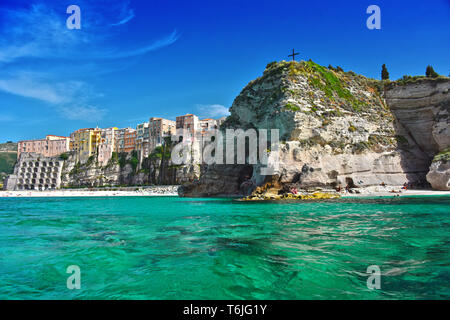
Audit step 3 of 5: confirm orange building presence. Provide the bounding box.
[124,129,137,153]
[115,128,137,153]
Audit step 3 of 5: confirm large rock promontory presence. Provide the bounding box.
[180,61,449,197]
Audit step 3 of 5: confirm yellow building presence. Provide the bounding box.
[70,128,102,164]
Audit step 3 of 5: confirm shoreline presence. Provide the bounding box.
[339,185,450,198]
[0,186,180,198]
[341,189,450,198]
[0,187,449,198]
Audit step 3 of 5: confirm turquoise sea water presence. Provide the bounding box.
[0,196,449,300]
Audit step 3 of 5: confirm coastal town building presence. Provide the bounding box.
[9,113,224,187]
[216,117,226,128]
[176,114,199,142]
[4,153,64,191]
[17,135,70,159]
[70,128,101,164]
[149,117,176,153]
[115,128,137,153]
[199,118,219,134]
[136,122,150,162]
[98,127,118,166]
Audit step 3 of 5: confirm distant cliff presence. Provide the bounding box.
[0,142,17,186]
[60,151,199,188]
[180,61,449,196]
[4,149,200,191]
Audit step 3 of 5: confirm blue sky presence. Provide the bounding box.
[0,0,449,142]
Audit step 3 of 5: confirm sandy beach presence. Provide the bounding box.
[340,186,450,198]
[1,186,449,198]
[0,186,179,198]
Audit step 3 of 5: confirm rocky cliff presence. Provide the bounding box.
[426,148,450,191]
[385,78,449,157]
[386,78,449,191]
[180,61,449,196]
[60,151,199,188]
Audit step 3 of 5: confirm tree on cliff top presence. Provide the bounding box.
[381,64,389,80]
[426,65,439,78]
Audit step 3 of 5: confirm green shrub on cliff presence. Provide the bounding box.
[69,162,81,176]
[426,65,439,78]
[266,61,277,69]
[284,103,300,112]
[395,135,409,146]
[0,153,16,175]
[433,148,450,162]
[130,156,139,172]
[119,153,128,168]
[303,61,363,112]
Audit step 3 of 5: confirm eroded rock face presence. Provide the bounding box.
[180,61,449,196]
[59,152,198,188]
[426,161,450,191]
[178,164,253,197]
[385,79,450,157]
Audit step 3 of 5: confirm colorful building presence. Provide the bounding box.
[149,117,176,152]
[17,135,70,159]
[199,118,219,134]
[98,127,118,166]
[176,114,199,142]
[70,128,101,164]
[115,128,137,153]
[136,122,150,162]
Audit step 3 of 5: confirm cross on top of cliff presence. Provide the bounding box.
[288,49,299,61]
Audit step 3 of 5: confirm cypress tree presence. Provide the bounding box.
[426,65,439,78]
[381,64,389,80]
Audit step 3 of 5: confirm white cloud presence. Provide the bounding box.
[0,3,179,63]
[0,4,90,63]
[57,105,106,122]
[196,104,230,119]
[0,76,67,104]
[110,7,135,26]
[0,73,105,122]
[0,2,180,123]
[102,31,180,59]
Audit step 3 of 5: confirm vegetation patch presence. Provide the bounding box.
[394,135,409,147]
[283,102,300,112]
[433,148,450,162]
[300,61,364,112]
[0,152,17,183]
[387,75,449,88]
[298,135,328,148]
[69,162,82,176]
[0,152,16,175]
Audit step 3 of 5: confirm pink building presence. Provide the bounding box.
[18,135,70,159]
[98,127,117,166]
